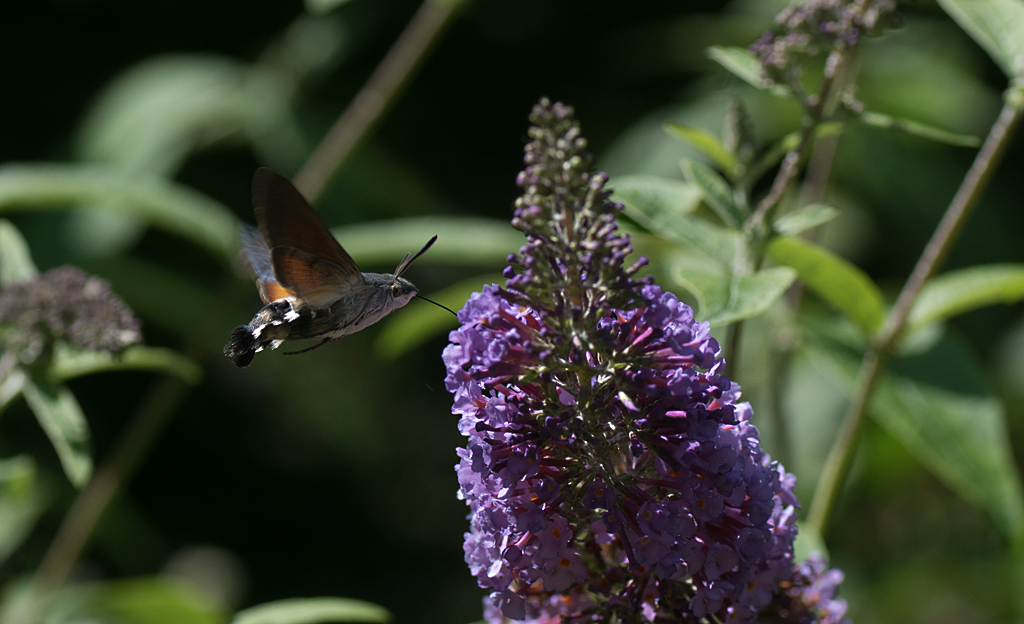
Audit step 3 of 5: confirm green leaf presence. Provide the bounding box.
[620,190,739,266]
[611,175,702,223]
[858,111,982,147]
[21,376,92,487]
[680,160,746,226]
[96,577,225,624]
[805,344,1024,542]
[793,521,828,563]
[663,124,738,176]
[907,264,1024,333]
[332,217,520,268]
[231,598,391,624]
[305,0,356,14]
[773,204,840,236]
[0,219,38,286]
[374,275,502,359]
[706,46,792,97]
[0,164,239,262]
[0,455,44,565]
[938,0,1024,78]
[767,236,886,337]
[874,378,1024,541]
[704,266,797,326]
[49,345,203,385]
[669,254,795,325]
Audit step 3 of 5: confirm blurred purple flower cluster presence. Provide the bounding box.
[0,266,141,363]
[445,99,848,623]
[750,0,899,86]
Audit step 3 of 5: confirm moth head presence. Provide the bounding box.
[389,276,418,307]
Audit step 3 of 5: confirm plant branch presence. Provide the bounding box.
[293,0,464,203]
[807,93,1024,538]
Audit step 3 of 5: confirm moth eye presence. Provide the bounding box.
[391,284,402,297]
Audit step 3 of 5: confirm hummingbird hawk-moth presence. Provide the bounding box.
[224,168,437,368]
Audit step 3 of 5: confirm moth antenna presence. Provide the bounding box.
[416,293,457,317]
[394,235,438,277]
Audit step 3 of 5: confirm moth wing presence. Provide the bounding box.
[240,224,295,304]
[251,167,363,286]
[271,245,361,303]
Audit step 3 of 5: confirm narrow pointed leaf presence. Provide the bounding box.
[0,164,238,262]
[374,274,503,360]
[49,345,202,385]
[938,0,1024,78]
[907,264,1024,333]
[706,46,792,97]
[773,204,839,236]
[858,111,981,147]
[231,598,391,624]
[664,124,738,175]
[333,217,520,268]
[768,236,886,337]
[680,160,746,226]
[0,220,38,285]
[21,376,92,487]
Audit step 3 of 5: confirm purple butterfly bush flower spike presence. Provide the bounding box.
[444,98,849,623]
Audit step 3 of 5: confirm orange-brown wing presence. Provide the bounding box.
[270,245,359,297]
[240,224,295,304]
[251,167,363,286]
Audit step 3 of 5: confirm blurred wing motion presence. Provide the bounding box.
[244,167,364,304]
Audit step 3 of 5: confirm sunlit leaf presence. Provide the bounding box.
[668,252,730,320]
[663,123,738,175]
[0,367,26,415]
[773,204,839,236]
[96,577,225,624]
[938,0,1024,78]
[374,275,502,360]
[0,219,38,286]
[49,345,203,385]
[704,266,797,326]
[231,597,391,624]
[621,192,739,266]
[0,164,239,262]
[611,175,702,224]
[21,376,92,487]
[333,217,520,268]
[767,236,886,337]
[0,455,44,565]
[907,264,1024,333]
[858,111,982,147]
[680,159,746,226]
[706,46,792,97]
[305,0,356,14]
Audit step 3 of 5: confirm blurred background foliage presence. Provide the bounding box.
[0,0,1022,623]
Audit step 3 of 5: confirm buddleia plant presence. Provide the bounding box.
[444,99,848,624]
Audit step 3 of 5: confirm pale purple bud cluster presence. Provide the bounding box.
[750,0,899,85]
[0,266,141,363]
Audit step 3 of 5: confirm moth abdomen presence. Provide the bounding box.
[224,325,258,368]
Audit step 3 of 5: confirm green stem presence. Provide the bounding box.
[807,93,1024,538]
[292,0,465,203]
